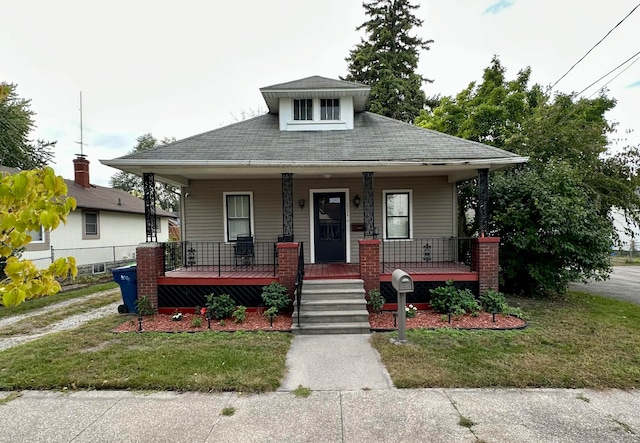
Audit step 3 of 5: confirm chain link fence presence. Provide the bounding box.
[26,245,139,275]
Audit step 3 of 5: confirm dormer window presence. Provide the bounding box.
[293,99,313,120]
[321,99,340,120]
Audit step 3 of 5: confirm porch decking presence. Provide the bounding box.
[159,262,477,284]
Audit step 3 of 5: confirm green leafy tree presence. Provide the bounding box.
[109,133,178,211]
[417,56,640,296]
[0,83,55,170]
[0,167,77,306]
[344,0,433,123]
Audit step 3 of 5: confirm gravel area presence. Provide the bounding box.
[0,289,121,351]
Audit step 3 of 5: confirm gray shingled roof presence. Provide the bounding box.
[65,181,173,217]
[1,165,172,217]
[260,75,368,91]
[115,111,522,163]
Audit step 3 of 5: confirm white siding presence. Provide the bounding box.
[22,210,169,267]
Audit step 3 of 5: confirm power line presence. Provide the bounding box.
[588,54,640,98]
[577,50,640,96]
[551,2,640,89]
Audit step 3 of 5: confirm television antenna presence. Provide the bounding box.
[74,91,89,157]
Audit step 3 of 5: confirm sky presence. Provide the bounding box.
[2,0,639,188]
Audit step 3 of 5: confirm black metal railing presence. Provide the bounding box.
[381,237,473,273]
[164,241,277,276]
[295,242,305,327]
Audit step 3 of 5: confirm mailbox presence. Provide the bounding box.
[392,269,414,293]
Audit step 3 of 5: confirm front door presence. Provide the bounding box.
[314,192,346,263]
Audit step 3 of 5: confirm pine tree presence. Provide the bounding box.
[344,0,433,123]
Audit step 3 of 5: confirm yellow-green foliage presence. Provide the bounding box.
[0,167,77,306]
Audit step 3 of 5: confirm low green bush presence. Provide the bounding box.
[367,289,385,313]
[429,280,480,316]
[261,282,291,313]
[206,293,235,320]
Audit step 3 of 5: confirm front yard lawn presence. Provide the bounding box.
[0,315,291,393]
[371,291,640,389]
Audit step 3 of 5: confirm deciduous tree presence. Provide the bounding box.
[0,82,55,170]
[417,57,640,296]
[0,167,77,306]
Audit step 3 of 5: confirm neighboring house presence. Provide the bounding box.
[103,76,528,332]
[1,157,173,273]
[612,208,639,253]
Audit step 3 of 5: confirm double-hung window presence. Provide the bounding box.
[225,193,253,241]
[320,98,340,120]
[384,191,412,239]
[84,211,100,239]
[293,99,313,121]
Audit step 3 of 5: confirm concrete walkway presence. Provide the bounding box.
[279,334,394,391]
[0,388,638,442]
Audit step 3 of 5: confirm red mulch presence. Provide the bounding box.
[111,310,525,333]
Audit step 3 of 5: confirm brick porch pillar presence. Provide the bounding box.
[473,237,500,295]
[277,242,299,299]
[136,242,165,313]
[359,239,380,294]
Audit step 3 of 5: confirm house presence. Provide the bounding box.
[102,76,527,333]
[1,156,174,274]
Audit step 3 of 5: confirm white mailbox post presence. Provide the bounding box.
[391,269,414,342]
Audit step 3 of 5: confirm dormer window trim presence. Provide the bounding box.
[293,99,313,121]
[292,98,341,123]
[320,98,340,121]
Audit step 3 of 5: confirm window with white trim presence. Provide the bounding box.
[320,98,340,120]
[84,211,100,239]
[384,191,412,239]
[293,99,313,121]
[225,193,252,241]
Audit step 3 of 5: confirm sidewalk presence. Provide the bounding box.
[0,388,638,442]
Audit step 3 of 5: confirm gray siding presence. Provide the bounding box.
[183,175,455,264]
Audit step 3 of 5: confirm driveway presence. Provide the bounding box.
[570,266,640,305]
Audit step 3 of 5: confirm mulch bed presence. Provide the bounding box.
[112,310,526,333]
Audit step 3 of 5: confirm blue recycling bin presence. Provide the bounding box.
[112,265,138,313]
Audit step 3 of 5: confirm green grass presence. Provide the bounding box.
[0,282,118,319]
[371,292,640,389]
[0,315,292,392]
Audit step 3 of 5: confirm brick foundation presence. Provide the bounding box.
[136,242,165,313]
[359,239,381,294]
[473,237,500,295]
[277,242,299,299]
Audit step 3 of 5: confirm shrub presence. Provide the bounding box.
[479,289,509,314]
[261,282,291,313]
[206,293,235,319]
[232,306,247,323]
[405,304,417,318]
[367,289,385,313]
[136,296,155,316]
[429,280,480,316]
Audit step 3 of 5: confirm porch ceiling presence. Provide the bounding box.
[105,158,526,187]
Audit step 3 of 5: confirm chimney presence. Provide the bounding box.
[73,155,90,189]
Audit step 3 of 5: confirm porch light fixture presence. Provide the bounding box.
[353,194,361,208]
[299,199,305,209]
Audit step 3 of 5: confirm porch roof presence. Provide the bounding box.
[101,112,527,186]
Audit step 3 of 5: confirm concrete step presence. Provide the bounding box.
[291,321,371,335]
[299,299,367,311]
[294,309,370,324]
[299,288,366,301]
[301,279,365,292]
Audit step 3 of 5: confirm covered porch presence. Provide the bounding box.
[138,236,497,314]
